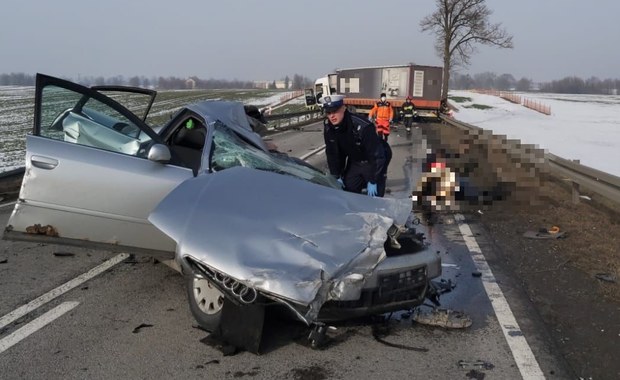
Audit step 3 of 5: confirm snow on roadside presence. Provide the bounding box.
[245,91,296,108]
[450,90,620,177]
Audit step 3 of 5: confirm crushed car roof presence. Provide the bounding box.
[185,101,267,151]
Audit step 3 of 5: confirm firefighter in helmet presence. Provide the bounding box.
[400,96,417,132]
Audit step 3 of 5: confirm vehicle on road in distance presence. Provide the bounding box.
[306,64,444,119]
[4,74,441,351]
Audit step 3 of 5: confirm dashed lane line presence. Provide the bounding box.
[0,253,129,331]
[300,145,326,161]
[0,301,79,354]
[455,214,545,380]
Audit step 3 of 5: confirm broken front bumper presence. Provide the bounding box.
[319,246,441,321]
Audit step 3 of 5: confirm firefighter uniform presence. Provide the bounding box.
[401,97,416,131]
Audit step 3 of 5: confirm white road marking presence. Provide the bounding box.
[300,145,326,160]
[455,214,546,380]
[0,253,129,330]
[0,301,79,354]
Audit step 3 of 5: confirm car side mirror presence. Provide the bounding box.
[147,143,171,163]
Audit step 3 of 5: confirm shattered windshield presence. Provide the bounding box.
[210,121,340,189]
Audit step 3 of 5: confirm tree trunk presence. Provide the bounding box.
[442,43,451,101]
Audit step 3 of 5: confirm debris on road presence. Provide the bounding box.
[426,278,456,306]
[472,271,482,277]
[0,258,7,264]
[458,360,495,370]
[53,252,75,257]
[595,273,617,283]
[132,323,154,333]
[371,320,429,352]
[523,226,566,239]
[413,308,472,329]
[200,335,239,356]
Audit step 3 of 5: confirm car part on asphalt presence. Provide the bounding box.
[523,226,566,239]
[413,308,472,329]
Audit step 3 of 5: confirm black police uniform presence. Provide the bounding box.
[324,110,392,196]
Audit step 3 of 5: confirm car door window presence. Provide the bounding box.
[39,84,151,157]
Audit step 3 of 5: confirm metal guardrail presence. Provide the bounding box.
[440,115,620,205]
[264,109,324,131]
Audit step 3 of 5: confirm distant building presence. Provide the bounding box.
[253,80,292,89]
[275,80,293,89]
[185,78,196,89]
[253,81,270,89]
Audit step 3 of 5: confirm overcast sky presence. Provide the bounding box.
[2,0,619,83]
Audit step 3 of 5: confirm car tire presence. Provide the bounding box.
[186,275,224,333]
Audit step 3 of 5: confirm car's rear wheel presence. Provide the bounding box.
[186,275,224,332]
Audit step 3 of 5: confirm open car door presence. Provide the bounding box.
[304,88,317,108]
[4,74,194,258]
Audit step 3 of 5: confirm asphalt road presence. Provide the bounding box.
[0,122,571,379]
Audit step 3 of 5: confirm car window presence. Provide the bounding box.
[39,84,151,157]
[210,121,340,188]
[91,89,153,121]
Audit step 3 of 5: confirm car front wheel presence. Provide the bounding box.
[186,275,224,333]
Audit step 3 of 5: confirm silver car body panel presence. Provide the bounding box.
[7,135,192,252]
[148,166,411,322]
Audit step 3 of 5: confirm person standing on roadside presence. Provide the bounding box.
[368,92,394,142]
[321,95,391,197]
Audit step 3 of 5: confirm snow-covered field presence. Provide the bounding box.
[450,90,620,177]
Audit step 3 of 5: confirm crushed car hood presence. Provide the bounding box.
[148,167,410,320]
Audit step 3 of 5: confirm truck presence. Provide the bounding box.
[305,64,444,119]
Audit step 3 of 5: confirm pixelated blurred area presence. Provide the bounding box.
[415,121,620,379]
[414,123,548,212]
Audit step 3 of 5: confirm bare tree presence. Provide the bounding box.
[516,77,532,92]
[420,0,513,100]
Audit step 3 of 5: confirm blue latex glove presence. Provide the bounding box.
[367,182,378,197]
[337,177,344,188]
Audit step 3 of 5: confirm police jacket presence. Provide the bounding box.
[324,110,389,183]
[368,101,394,121]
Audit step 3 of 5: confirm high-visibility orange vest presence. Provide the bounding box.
[369,101,394,121]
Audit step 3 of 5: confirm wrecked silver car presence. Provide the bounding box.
[4,74,441,350]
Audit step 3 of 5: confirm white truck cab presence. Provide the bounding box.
[305,75,337,109]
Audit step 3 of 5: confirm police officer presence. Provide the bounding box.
[321,95,391,197]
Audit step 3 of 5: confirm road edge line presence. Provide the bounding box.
[455,213,546,380]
